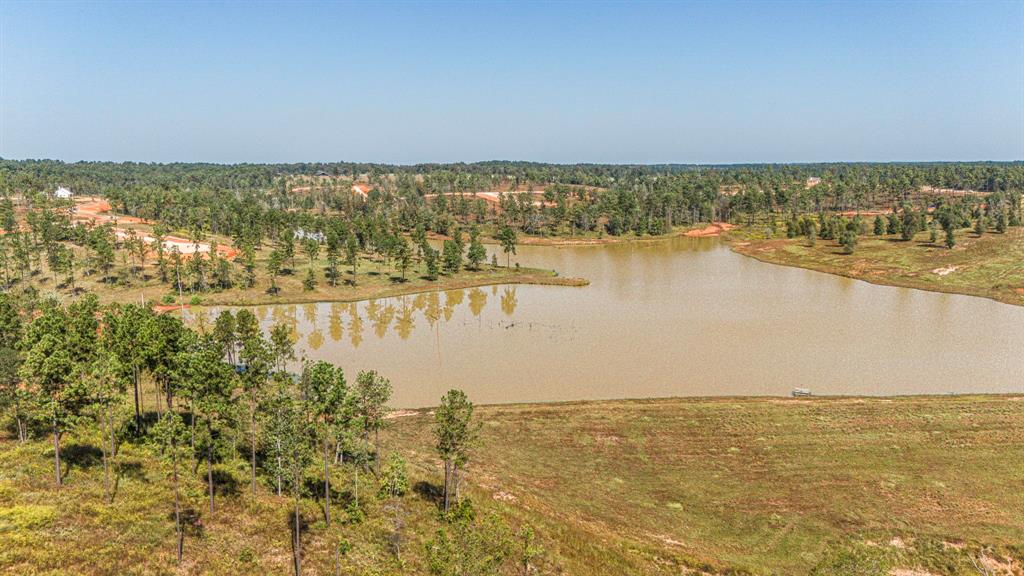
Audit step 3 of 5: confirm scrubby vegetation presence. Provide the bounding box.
[0,292,539,575]
[5,372,1022,574]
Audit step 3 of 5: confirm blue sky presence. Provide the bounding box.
[1,1,1021,164]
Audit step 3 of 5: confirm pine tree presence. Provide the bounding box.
[396,238,412,281]
[466,227,486,271]
[434,389,480,513]
[302,361,348,526]
[20,296,99,486]
[176,337,236,514]
[152,410,190,563]
[442,240,462,275]
[354,370,391,476]
[326,232,341,286]
[996,211,1007,234]
[497,226,517,268]
[424,245,440,281]
[345,232,359,285]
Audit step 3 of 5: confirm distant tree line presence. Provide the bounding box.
[1,160,1021,297]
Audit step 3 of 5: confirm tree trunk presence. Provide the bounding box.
[276,437,283,497]
[374,429,381,476]
[53,417,62,487]
[109,406,118,458]
[189,400,196,471]
[102,407,111,503]
[207,440,215,514]
[250,398,258,498]
[323,438,331,525]
[442,460,450,513]
[293,475,302,576]
[15,400,25,442]
[362,430,370,474]
[454,464,461,504]
[173,441,183,564]
[132,367,141,429]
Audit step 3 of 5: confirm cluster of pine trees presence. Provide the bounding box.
[0,292,540,575]
[3,160,1022,248]
[1,160,1021,299]
[782,191,1023,253]
[0,187,520,301]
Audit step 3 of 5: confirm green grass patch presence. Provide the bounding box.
[730,226,1024,306]
[2,395,1022,574]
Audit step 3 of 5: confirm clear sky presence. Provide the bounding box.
[1,1,1022,164]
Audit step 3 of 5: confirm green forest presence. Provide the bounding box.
[1,160,1021,308]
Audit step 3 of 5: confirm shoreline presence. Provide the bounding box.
[384,391,1024,412]
[429,222,736,248]
[725,230,1024,307]
[156,268,588,309]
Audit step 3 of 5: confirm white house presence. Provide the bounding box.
[54,186,74,199]
[293,228,326,243]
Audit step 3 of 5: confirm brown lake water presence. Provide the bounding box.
[186,237,1024,408]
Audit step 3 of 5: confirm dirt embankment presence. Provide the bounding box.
[684,222,737,237]
[75,197,238,261]
[427,222,738,248]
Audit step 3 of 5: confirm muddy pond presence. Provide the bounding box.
[185,237,1024,408]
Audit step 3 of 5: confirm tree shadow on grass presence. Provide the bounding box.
[286,508,311,565]
[211,468,241,499]
[413,480,444,509]
[111,460,147,501]
[166,507,204,538]
[303,475,349,523]
[62,443,103,481]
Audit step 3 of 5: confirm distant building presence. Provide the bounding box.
[54,186,74,199]
[293,228,326,243]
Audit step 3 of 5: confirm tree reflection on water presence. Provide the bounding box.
[186,285,518,350]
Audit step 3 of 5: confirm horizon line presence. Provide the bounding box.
[3,157,1023,168]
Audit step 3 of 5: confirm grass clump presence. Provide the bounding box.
[0,504,57,531]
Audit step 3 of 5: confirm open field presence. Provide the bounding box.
[392,395,1024,575]
[3,395,1021,575]
[728,225,1024,306]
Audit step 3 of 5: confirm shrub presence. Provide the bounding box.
[0,505,57,531]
